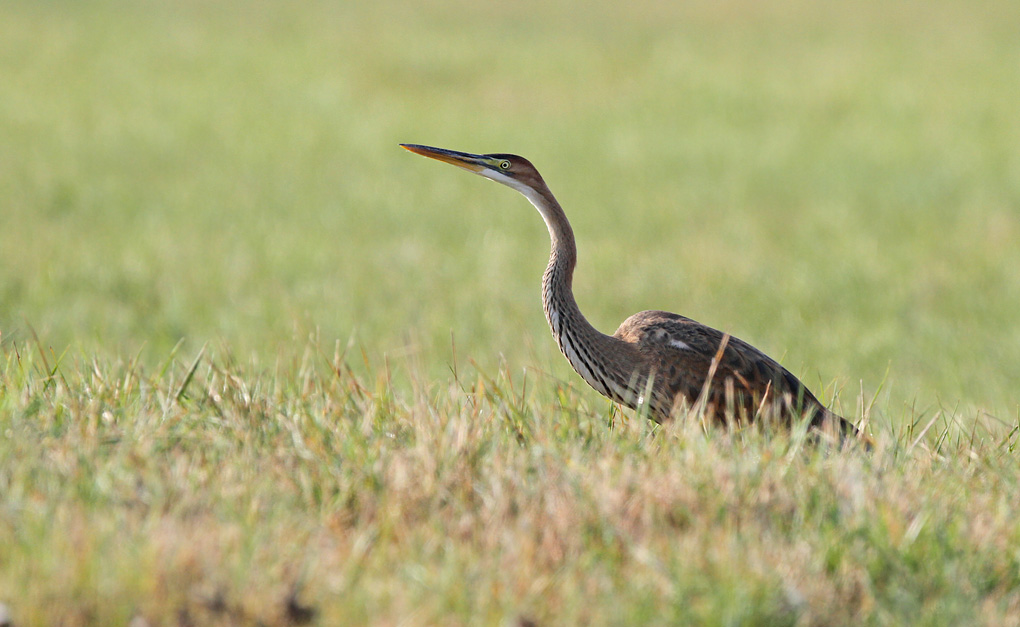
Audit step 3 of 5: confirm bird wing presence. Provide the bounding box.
[613,310,824,422]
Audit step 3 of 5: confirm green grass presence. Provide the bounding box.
[2,0,1019,623]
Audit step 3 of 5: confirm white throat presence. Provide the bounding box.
[482,169,557,236]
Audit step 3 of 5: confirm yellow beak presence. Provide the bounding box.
[400,144,490,174]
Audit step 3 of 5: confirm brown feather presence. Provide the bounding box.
[613,311,859,439]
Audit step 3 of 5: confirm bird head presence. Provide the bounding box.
[400,144,548,200]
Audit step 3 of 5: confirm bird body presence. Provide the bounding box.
[401,144,861,440]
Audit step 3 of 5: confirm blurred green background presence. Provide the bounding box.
[2,0,1018,420]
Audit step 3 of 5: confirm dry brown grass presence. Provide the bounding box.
[1,342,1018,625]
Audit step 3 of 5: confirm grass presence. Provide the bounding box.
[2,0,1019,623]
[1,345,1018,625]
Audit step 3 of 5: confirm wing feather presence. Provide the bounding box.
[614,310,831,425]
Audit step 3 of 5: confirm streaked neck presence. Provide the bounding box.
[525,187,643,406]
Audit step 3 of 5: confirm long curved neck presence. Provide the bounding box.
[520,182,643,404]
[539,204,588,348]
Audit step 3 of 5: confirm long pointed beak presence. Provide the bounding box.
[400,144,489,174]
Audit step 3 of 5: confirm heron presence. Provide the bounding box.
[401,143,865,443]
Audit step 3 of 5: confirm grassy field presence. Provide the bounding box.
[2,0,1019,624]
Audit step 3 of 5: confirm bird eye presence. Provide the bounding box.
[499,160,511,170]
